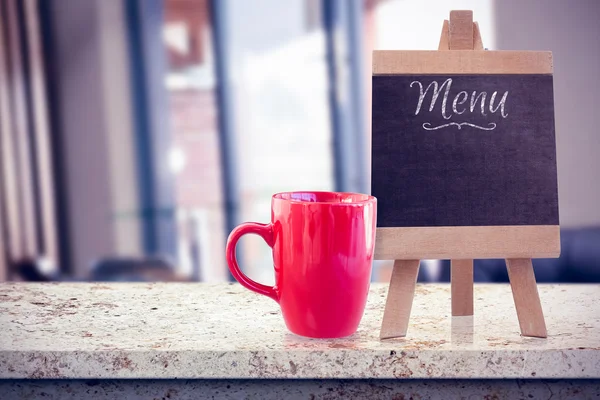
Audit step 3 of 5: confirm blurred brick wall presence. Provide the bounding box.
[168,88,227,280]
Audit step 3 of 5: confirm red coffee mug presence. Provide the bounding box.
[226,191,377,338]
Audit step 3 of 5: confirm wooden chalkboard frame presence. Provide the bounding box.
[375,11,558,340]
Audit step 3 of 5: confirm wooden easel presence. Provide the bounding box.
[379,11,548,340]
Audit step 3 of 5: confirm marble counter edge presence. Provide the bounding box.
[1,347,598,380]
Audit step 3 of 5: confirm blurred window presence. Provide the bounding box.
[163,0,335,284]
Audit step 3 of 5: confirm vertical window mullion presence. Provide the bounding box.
[209,0,239,282]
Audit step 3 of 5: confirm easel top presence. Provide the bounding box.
[373,50,553,75]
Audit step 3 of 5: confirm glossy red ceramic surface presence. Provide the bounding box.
[226,191,377,338]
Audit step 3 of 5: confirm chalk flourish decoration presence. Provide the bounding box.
[422,122,497,131]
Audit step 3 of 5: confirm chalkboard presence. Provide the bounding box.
[372,74,559,227]
[371,51,560,260]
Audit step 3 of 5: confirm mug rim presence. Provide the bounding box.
[272,191,376,206]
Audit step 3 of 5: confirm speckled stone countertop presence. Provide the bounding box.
[0,283,598,380]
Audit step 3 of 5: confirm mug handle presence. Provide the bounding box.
[226,222,279,302]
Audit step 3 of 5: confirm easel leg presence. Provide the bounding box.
[505,258,547,338]
[451,259,474,316]
[380,259,420,339]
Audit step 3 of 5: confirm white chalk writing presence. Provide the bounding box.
[410,78,509,131]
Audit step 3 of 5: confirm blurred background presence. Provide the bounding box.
[0,0,598,284]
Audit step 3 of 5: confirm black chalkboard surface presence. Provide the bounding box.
[372,74,559,228]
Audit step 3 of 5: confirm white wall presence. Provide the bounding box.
[494,0,600,228]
